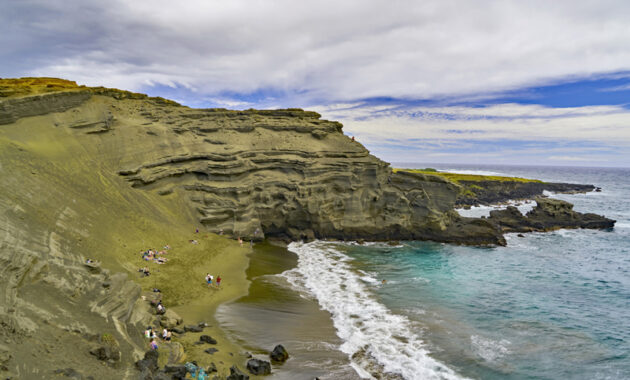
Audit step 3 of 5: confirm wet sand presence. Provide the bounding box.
[216,242,361,379]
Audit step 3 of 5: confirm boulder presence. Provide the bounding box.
[199,335,217,344]
[135,349,159,373]
[164,364,187,379]
[270,344,289,362]
[246,358,272,375]
[160,309,183,329]
[204,348,219,355]
[166,341,186,364]
[184,324,204,333]
[227,365,249,380]
[171,327,185,334]
[89,345,120,362]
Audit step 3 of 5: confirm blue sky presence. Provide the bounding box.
[2,0,630,167]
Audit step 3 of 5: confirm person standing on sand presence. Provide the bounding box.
[216,275,221,288]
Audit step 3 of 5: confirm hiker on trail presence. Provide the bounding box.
[216,275,221,288]
[162,328,168,340]
[165,330,172,341]
[238,237,243,246]
[144,327,152,339]
[196,228,199,233]
[150,339,158,350]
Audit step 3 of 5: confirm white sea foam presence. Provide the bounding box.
[456,200,537,218]
[283,241,466,380]
[470,335,511,362]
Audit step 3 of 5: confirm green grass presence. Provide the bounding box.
[393,168,542,184]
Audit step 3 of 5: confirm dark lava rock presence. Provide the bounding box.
[171,327,185,334]
[199,334,217,344]
[517,233,525,237]
[184,324,204,333]
[488,198,615,233]
[89,345,120,362]
[207,362,217,373]
[135,349,159,373]
[270,344,289,362]
[247,358,272,375]
[164,364,187,378]
[227,365,250,380]
[53,368,83,379]
[205,348,219,355]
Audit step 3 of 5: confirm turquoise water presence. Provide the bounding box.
[220,165,629,379]
[335,165,630,379]
[283,165,629,379]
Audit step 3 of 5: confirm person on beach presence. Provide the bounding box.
[216,275,221,288]
[156,301,165,314]
[238,237,243,246]
[150,339,158,350]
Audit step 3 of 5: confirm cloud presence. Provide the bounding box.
[310,101,630,166]
[2,0,630,103]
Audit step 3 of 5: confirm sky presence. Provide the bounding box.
[2,0,630,167]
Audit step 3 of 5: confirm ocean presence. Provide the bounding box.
[217,164,630,380]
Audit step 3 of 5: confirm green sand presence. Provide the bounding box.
[0,91,254,377]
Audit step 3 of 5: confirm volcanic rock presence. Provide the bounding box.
[247,358,272,375]
[270,344,289,362]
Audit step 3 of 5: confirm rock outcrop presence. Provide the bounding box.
[454,180,595,207]
[488,198,615,233]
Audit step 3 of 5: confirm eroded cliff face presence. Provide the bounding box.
[1,80,503,245]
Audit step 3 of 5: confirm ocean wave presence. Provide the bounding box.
[283,241,466,380]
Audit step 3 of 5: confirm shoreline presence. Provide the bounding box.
[215,241,361,380]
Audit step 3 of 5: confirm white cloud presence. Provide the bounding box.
[310,102,630,166]
[313,103,630,144]
[3,0,630,102]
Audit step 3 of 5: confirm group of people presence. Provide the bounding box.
[144,326,173,350]
[205,273,221,288]
[141,247,169,264]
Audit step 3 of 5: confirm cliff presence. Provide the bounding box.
[0,77,614,377]
[394,169,596,206]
